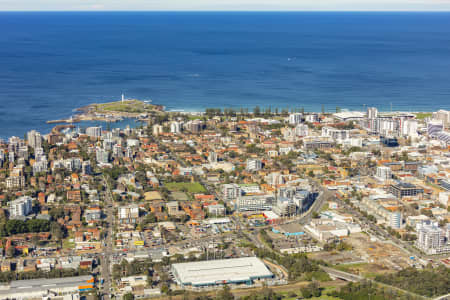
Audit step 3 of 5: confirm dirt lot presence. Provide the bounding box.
[308,250,361,265]
[342,232,412,276]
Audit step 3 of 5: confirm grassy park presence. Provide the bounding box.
[165,182,206,193]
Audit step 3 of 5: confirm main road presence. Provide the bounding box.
[100,174,115,300]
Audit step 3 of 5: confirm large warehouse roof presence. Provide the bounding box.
[0,275,93,298]
[171,257,273,286]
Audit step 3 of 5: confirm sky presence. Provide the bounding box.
[1,0,450,11]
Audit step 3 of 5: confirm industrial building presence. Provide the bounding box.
[171,257,273,287]
[0,275,93,299]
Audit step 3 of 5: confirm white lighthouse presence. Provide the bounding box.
[121,93,125,103]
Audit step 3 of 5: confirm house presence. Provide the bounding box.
[166,201,179,215]
[80,260,93,270]
[17,259,36,273]
[67,190,81,202]
[118,205,139,224]
[38,192,46,205]
[1,260,11,272]
[74,231,84,243]
[87,228,101,240]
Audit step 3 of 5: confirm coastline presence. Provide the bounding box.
[0,103,445,140]
[0,97,445,141]
[45,99,164,125]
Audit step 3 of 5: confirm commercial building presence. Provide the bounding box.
[284,187,316,213]
[321,126,350,140]
[207,204,226,216]
[0,275,93,299]
[333,111,365,122]
[222,184,241,201]
[236,195,275,212]
[389,182,424,198]
[118,205,139,224]
[303,137,334,150]
[361,194,403,226]
[273,197,297,217]
[380,136,399,147]
[305,219,350,242]
[171,257,273,287]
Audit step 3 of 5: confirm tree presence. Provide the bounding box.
[260,285,277,299]
[160,283,170,294]
[49,207,64,220]
[6,219,27,235]
[217,285,234,300]
[50,222,64,240]
[420,208,432,217]
[254,106,261,116]
[6,246,15,257]
[31,235,40,245]
[300,282,321,299]
[123,293,134,300]
[375,266,450,297]
[26,219,50,233]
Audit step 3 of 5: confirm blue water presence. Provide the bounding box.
[1,12,450,139]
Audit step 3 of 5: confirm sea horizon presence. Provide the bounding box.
[2,10,450,12]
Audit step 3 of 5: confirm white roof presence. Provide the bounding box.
[204,217,230,224]
[264,211,280,220]
[172,257,272,286]
[333,111,365,120]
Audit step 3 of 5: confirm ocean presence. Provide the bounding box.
[1,11,450,138]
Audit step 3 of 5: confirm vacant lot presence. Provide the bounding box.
[335,262,391,278]
[165,182,206,193]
